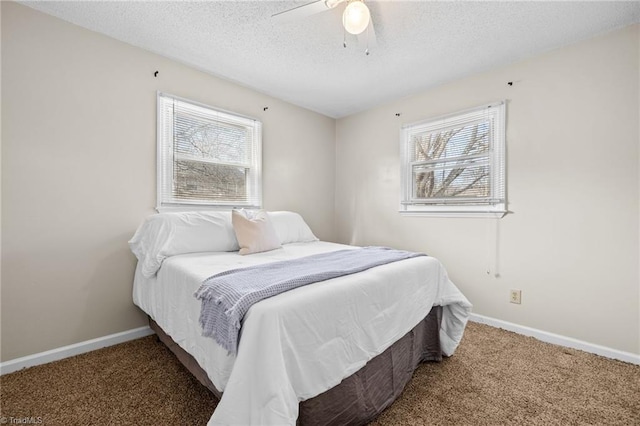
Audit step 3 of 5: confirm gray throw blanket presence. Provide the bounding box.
[194,246,426,354]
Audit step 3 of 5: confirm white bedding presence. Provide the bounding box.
[133,241,472,426]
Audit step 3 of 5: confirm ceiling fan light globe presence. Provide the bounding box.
[343,1,370,35]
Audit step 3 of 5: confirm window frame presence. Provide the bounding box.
[399,101,507,218]
[156,92,262,212]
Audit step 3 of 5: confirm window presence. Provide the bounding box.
[157,92,262,211]
[400,101,506,217]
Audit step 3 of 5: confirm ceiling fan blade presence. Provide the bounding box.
[271,1,332,24]
[357,21,377,53]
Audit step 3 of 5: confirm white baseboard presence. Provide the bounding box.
[469,313,640,366]
[0,326,155,375]
[2,317,637,375]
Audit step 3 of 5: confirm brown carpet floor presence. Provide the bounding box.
[1,322,638,425]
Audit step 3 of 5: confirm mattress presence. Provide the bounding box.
[149,306,443,426]
[132,241,471,425]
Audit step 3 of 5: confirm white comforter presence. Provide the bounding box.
[133,241,471,426]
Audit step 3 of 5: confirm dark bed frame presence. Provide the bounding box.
[150,305,443,426]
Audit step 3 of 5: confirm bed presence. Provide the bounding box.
[129,210,471,425]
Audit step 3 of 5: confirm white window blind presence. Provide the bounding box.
[400,102,506,217]
[157,92,262,210]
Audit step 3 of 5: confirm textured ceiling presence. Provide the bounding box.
[21,1,640,118]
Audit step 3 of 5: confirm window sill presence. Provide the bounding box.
[156,203,261,213]
[399,206,508,218]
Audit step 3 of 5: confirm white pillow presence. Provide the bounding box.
[129,211,239,277]
[267,211,318,244]
[232,210,282,255]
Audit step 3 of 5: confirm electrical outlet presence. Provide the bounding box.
[510,289,522,304]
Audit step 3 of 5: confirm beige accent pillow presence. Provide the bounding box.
[232,209,282,255]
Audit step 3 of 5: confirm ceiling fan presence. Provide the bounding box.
[272,0,377,54]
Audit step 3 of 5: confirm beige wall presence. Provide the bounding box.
[0,2,3,362]
[336,24,640,355]
[1,2,335,361]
